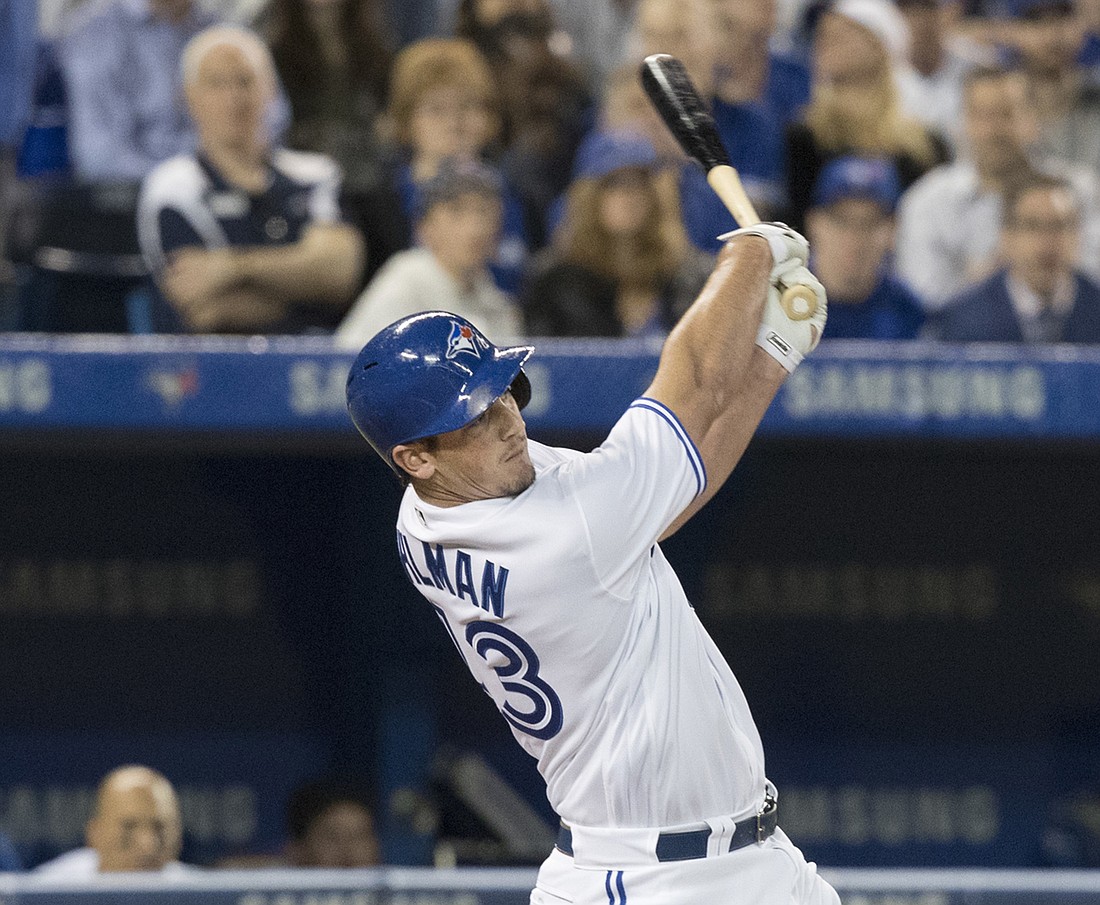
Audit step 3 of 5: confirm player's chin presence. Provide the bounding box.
[501,456,536,497]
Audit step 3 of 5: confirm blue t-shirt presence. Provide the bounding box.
[821,274,925,340]
[396,163,529,296]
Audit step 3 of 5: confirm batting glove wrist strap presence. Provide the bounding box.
[754,265,828,374]
[717,222,809,274]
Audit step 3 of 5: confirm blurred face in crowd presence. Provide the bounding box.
[290,802,380,869]
[187,42,271,151]
[419,191,503,279]
[806,197,895,300]
[597,168,655,238]
[1013,5,1086,76]
[635,0,715,94]
[898,0,957,74]
[963,73,1035,180]
[812,13,890,117]
[410,85,495,163]
[709,0,776,71]
[86,767,183,873]
[1002,185,1080,299]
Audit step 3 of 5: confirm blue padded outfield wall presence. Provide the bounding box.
[0,336,1098,870]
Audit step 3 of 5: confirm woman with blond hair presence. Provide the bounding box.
[522,131,712,338]
[386,36,530,294]
[784,0,949,231]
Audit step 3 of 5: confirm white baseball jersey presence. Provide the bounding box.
[394,397,766,829]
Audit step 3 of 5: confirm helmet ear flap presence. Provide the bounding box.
[510,370,531,410]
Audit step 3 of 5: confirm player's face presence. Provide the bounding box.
[412,391,535,504]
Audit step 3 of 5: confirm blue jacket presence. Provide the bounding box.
[934,270,1100,343]
[822,275,925,340]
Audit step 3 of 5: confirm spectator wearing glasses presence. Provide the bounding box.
[933,173,1100,342]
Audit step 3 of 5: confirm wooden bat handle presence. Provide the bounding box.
[706,165,818,322]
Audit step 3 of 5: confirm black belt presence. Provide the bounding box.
[556,793,778,862]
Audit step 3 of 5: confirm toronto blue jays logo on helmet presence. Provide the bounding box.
[445,320,487,360]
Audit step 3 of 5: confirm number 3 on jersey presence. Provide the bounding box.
[465,621,563,740]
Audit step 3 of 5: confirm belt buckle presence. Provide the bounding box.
[756,786,778,844]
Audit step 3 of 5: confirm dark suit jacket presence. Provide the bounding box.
[933,269,1100,343]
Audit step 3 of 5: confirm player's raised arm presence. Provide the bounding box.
[647,225,827,538]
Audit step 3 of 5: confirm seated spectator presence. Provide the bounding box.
[386,38,530,294]
[34,765,193,878]
[895,64,1100,309]
[894,0,997,154]
[540,0,640,87]
[335,158,522,348]
[523,131,711,338]
[286,777,381,868]
[57,0,221,182]
[261,0,393,196]
[933,174,1100,342]
[1005,0,1100,170]
[138,26,364,334]
[708,0,812,129]
[0,831,21,871]
[806,155,925,339]
[0,0,36,301]
[629,0,764,249]
[785,0,949,231]
[455,0,593,245]
[261,0,404,285]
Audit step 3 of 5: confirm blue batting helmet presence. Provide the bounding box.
[346,311,533,474]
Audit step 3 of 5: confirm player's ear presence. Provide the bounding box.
[392,443,436,481]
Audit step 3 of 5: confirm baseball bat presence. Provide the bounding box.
[639,53,817,321]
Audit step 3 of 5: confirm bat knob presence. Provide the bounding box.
[779,285,817,321]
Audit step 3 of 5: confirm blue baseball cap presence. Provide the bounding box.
[811,156,902,213]
[573,130,659,181]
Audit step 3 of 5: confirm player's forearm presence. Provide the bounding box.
[232,226,365,305]
[656,238,772,416]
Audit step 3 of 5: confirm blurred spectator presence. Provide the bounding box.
[708,0,812,128]
[806,155,925,339]
[0,832,21,871]
[57,0,221,182]
[933,173,1100,341]
[895,64,1100,308]
[1008,0,1100,170]
[286,778,381,868]
[785,0,949,231]
[628,0,771,248]
[261,0,405,285]
[0,0,37,302]
[335,158,522,347]
[261,0,393,196]
[137,25,364,333]
[543,0,640,86]
[35,765,193,877]
[387,37,530,292]
[523,131,711,338]
[894,0,998,153]
[455,0,592,249]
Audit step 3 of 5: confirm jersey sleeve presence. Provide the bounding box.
[560,397,706,599]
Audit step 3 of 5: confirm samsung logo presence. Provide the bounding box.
[784,364,1046,421]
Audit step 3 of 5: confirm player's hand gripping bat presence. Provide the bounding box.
[640,53,817,320]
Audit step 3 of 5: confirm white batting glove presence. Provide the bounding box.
[755,263,828,374]
[717,222,809,274]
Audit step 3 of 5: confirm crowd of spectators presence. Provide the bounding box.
[0,765,380,874]
[3,0,1100,344]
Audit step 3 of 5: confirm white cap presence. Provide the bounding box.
[829,0,911,64]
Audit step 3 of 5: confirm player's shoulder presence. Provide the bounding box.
[140,155,207,208]
[271,149,341,188]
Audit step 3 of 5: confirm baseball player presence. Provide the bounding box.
[346,224,837,904]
